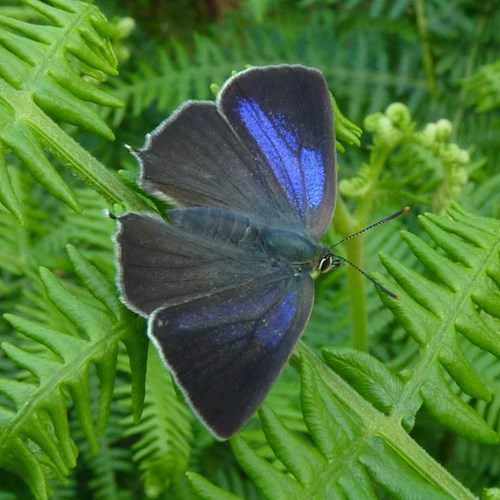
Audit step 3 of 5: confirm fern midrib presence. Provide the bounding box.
[20,5,85,92]
[0,5,151,213]
[315,423,373,494]
[0,76,148,211]
[391,223,500,422]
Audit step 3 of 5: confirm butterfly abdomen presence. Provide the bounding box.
[168,207,263,250]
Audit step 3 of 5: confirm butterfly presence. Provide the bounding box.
[115,65,337,439]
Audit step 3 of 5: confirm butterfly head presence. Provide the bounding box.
[317,249,339,273]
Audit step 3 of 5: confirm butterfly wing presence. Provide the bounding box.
[137,65,335,235]
[220,65,336,237]
[149,273,314,439]
[137,101,297,228]
[116,209,314,438]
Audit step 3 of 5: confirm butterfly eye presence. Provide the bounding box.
[318,254,333,273]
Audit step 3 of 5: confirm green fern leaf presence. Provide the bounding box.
[60,380,136,500]
[451,347,500,490]
[121,346,193,498]
[186,471,242,500]
[231,434,304,498]
[464,59,500,112]
[322,347,405,415]
[215,351,474,499]
[0,0,148,219]
[376,204,500,442]
[0,246,146,499]
[0,147,23,224]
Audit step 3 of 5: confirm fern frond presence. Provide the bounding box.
[464,59,500,112]
[219,349,474,499]
[107,38,233,128]
[186,471,242,500]
[0,171,116,317]
[443,344,500,491]
[35,187,115,271]
[340,104,469,214]
[377,204,500,442]
[59,378,137,500]
[454,110,500,174]
[0,0,148,221]
[460,171,500,218]
[120,346,193,498]
[0,245,147,499]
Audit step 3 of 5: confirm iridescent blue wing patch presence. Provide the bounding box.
[149,273,314,439]
[137,102,298,229]
[219,65,336,237]
[136,65,335,234]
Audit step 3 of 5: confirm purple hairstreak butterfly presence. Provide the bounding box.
[115,65,402,439]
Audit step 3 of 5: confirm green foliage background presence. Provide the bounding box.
[0,0,499,498]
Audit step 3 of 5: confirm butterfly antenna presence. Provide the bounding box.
[331,207,410,248]
[331,207,409,300]
[333,254,400,300]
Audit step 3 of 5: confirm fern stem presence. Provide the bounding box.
[345,236,368,351]
[334,198,368,351]
[334,144,392,351]
[451,14,487,138]
[33,116,150,212]
[293,343,477,499]
[413,0,437,96]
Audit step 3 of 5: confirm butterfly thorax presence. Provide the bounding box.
[259,225,333,273]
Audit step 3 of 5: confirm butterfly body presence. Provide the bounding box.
[116,65,336,438]
[170,206,332,273]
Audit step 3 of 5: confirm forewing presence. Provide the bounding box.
[149,273,314,439]
[219,65,336,237]
[115,211,278,316]
[136,65,335,233]
[137,101,297,227]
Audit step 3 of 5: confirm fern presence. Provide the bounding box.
[108,9,426,129]
[0,245,147,499]
[107,0,500,178]
[377,204,499,443]
[464,58,500,112]
[188,352,472,499]
[340,103,470,214]
[449,345,500,491]
[0,0,148,222]
[48,368,138,500]
[1,0,499,497]
[119,345,194,497]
